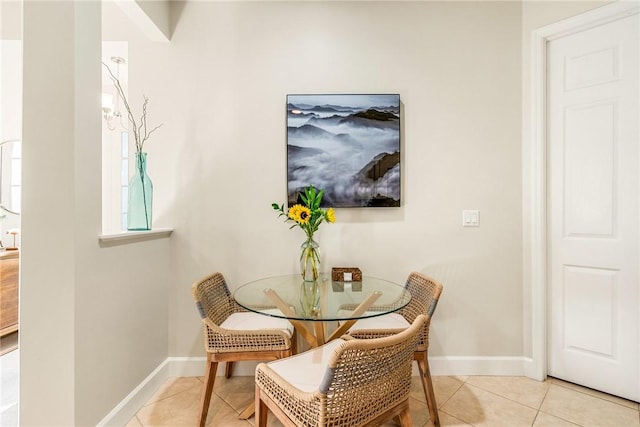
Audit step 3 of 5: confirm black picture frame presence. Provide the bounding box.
[287,94,401,208]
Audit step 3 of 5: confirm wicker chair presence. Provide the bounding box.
[255,314,427,427]
[192,272,296,427]
[344,272,443,426]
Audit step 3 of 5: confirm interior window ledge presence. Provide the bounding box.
[99,228,173,246]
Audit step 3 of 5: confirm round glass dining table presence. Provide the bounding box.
[233,273,411,347]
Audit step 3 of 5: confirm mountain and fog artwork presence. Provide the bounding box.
[287,94,401,208]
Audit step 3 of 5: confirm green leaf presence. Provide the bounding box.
[313,188,323,210]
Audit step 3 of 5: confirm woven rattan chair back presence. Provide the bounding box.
[255,315,428,427]
[192,271,239,332]
[346,272,443,426]
[191,272,295,426]
[399,272,443,351]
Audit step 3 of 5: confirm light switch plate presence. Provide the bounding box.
[462,210,480,227]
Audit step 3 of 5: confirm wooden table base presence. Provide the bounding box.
[264,288,382,348]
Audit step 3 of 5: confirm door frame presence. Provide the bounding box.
[528,1,640,382]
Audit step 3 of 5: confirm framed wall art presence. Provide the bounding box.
[287,94,400,208]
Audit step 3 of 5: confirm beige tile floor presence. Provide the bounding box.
[126,374,640,427]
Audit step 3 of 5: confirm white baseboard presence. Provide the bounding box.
[97,359,172,427]
[98,355,529,426]
[522,357,545,381]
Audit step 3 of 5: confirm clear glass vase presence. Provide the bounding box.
[300,238,319,282]
[127,152,153,231]
[300,280,320,318]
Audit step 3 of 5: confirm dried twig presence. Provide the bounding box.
[102,62,163,153]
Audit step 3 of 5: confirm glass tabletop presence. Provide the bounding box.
[233,273,411,322]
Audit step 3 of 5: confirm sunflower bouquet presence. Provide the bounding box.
[272,185,336,281]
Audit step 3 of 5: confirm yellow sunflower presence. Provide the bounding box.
[326,207,336,223]
[288,204,311,225]
[297,206,311,224]
[287,204,301,221]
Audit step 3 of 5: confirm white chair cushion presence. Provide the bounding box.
[344,312,410,332]
[266,339,345,392]
[220,310,293,336]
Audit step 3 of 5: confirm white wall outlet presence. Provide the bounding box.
[462,210,480,227]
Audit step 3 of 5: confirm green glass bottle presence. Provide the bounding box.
[127,152,153,230]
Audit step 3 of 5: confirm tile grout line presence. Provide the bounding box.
[437,407,473,427]
[539,382,637,427]
[141,378,202,408]
[535,383,585,427]
[530,411,540,427]
[453,381,578,427]
[462,382,540,412]
[538,381,553,410]
[436,377,479,427]
[463,376,639,423]
[436,377,467,409]
[549,378,640,411]
[211,378,256,416]
[536,409,584,427]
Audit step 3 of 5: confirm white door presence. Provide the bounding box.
[548,12,639,401]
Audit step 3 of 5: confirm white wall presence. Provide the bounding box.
[20,2,171,425]
[133,0,171,41]
[146,1,524,362]
[0,0,20,40]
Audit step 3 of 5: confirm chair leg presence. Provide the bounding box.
[416,352,439,427]
[397,405,413,427]
[256,385,269,427]
[292,329,298,355]
[198,354,218,427]
[238,403,255,420]
[225,361,233,378]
